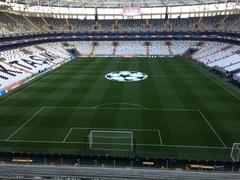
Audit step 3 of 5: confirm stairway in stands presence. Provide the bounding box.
[65,18,73,31]
[192,17,203,31]
[112,20,120,32]
[144,19,151,31]
[214,15,229,30]
[41,17,53,32]
[22,15,42,32]
[112,42,118,56]
[90,42,98,57]
[4,13,27,33]
[226,17,240,31]
[165,42,173,56]
[144,42,150,56]
[0,18,13,33]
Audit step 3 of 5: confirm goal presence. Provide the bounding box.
[231,143,240,162]
[88,130,133,151]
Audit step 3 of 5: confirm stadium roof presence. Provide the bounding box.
[4,0,239,8]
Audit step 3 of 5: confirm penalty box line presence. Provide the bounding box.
[5,105,165,144]
[47,106,199,145]
[46,106,202,147]
[198,110,227,149]
[6,106,225,149]
[6,106,46,141]
[62,127,163,145]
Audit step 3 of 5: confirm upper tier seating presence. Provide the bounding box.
[0,13,239,35]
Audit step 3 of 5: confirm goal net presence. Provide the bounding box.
[88,130,133,151]
[231,143,240,162]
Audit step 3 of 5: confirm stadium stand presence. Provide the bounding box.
[192,42,240,71]
[3,39,238,90]
[0,43,71,89]
[0,12,240,35]
[115,41,146,56]
[94,41,113,55]
[70,41,93,56]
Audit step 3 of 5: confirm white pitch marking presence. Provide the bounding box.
[62,128,73,143]
[158,129,163,145]
[6,106,45,141]
[198,110,227,148]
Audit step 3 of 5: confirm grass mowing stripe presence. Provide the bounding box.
[141,59,171,146]
[74,60,114,107]
[88,60,128,130]
[165,59,224,147]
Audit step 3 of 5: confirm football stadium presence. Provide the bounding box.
[0,0,240,179]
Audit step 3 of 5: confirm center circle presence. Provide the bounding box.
[105,71,148,82]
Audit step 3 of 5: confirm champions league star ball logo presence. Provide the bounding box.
[105,71,148,82]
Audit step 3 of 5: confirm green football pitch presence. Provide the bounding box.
[0,57,240,161]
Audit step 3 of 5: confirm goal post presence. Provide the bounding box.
[88,130,133,151]
[231,143,240,162]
